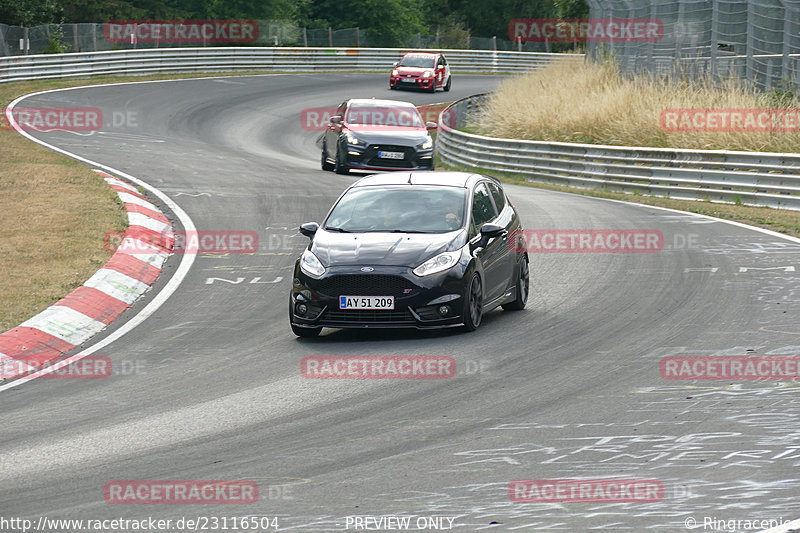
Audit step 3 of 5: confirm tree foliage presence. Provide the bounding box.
[2,0,590,48]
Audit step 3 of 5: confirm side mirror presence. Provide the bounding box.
[330,116,342,125]
[472,223,506,252]
[426,121,438,131]
[481,223,506,239]
[299,222,319,238]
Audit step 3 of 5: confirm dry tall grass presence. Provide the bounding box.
[475,60,800,152]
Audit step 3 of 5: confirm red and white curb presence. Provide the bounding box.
[0,170,172,381]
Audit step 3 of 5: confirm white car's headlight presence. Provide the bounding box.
[346,132,362,145]
[300,249,325,277]
[420,136,433,150]
[422,70,434,78]
[413,251,460,276]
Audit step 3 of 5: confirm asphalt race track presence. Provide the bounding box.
[3,73,800,532]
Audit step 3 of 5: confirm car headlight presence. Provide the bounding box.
[422,70,433,78]
[413,251,460,276]
[300,249,325,277]
[346,132,363,145]
[420,136,433,150]
[392,69,398,76]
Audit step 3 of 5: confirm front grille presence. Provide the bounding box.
[365,145,415,168]
[316,275,416,298]
[325,309,415,324]
[366,157,414,168]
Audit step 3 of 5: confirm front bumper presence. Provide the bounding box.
[291,264,467,329]
[343,142,433,171]
[390,75,435,90]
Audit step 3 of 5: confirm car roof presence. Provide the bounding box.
[346,98,416,108]
[350,172,493,189]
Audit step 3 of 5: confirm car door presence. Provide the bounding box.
[469,181,505,302]
[487,181,516,293]
[435,56,446,88]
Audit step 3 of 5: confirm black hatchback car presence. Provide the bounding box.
[289,172,529,337]
[319,98,436,174]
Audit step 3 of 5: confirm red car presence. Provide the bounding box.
[390,52,452,92]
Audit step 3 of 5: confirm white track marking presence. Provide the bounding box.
[0,84,199,392]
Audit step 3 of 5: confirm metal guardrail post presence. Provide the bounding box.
[745,2,755,84]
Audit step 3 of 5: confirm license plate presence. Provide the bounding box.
[401,78,416,83]
[339,296,395,310]
[378,151,404,159]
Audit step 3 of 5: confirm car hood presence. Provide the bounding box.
[396,66,433,76]
[344,127,430,145]
[311,229,465,267]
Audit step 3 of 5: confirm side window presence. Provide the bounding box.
[437,57,443,67]
[472,182,498,231]
[441,56,447,66]
[488,182,506,212]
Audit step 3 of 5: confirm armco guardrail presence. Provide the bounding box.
[0,47,582,83]
[437,94,800,211]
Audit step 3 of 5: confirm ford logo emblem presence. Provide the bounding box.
[360,266,374,272]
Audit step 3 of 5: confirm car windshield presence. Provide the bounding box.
[398,55,435,69]
[345,104,424,128]
[325,186,467,233]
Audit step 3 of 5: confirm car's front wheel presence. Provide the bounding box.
[321,142,334,171]
[502,255,529,311]
[444,75,451,92]
[462,274,483,331]
[334,142,350,175]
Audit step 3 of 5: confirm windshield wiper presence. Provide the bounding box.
[325,227,351,233]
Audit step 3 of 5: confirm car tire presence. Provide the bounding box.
[502,255,529,311]
[290,298,322,338]
[321,142,334,171]
[462,273,483,331]
[444,75,451,92]
[428,83,436,93]
[334,143,350,175]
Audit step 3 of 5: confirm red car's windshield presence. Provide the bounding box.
[398,55,435,69]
